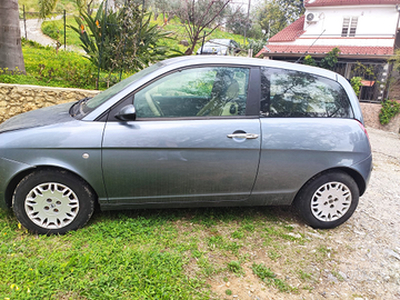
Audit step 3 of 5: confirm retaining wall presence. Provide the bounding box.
[0,83,99,123]
[360,102,400,133]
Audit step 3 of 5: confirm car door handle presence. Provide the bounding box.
[227,133,259,139]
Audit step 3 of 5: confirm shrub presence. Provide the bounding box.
[303,55,317,67]
[379,100,400,125]
[42,21,61,41]
[302,48,340,70]
[350,76,362,97]
[70,2,181,74]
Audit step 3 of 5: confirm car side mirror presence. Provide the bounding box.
[115,104,136,121]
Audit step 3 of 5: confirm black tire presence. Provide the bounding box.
[12,169,95,234]
[294,171,359,229]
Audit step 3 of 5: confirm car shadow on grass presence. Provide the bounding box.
[88,205,303,229]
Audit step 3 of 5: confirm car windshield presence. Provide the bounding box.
[71,62,164,119]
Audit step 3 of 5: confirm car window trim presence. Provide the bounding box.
[246,66,261,116]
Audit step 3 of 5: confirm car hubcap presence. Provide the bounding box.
[24,183,79,229]
[311,181,352,222]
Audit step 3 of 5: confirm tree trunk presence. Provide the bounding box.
[0,0,25,73]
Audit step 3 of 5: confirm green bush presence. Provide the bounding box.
[350,76,362,97]
[303,55,317,67]
[379,100,400,125]
[42,21,61,41]
[70,2,180,74]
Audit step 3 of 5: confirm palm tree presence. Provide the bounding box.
[0,0,100,74]
[0,0,61,73]
[0,0,25,73]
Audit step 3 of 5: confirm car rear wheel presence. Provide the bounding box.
[294,171,359,229]
[12,169,95,234]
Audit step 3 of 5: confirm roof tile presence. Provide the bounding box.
[269,16,305,42]
[305,0,400,7]
[256,45,394,57]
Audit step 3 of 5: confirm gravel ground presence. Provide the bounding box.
[294,127,400,300]
[323,127,400,299]
[213,127,400,300]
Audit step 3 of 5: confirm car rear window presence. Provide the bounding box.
[260,67,353,118]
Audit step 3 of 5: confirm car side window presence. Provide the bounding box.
[260,67,353,118]
[134,67,249,118]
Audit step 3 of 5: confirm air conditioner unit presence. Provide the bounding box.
[306,12,319,23]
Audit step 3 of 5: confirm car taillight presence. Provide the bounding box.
[357,120,370,141]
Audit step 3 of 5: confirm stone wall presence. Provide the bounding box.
[0,83,99,123]
[388,78,400,101]
[388,69,400,101]
[360,102,400,133]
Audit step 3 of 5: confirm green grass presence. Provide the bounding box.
[0,40,129,90]
[0,209,208,299]
[251,263,296,293]
[0,205,337,299]
[42,16,82,47]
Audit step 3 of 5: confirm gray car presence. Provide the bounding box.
[196,39,240,55]
[0,56,372,234]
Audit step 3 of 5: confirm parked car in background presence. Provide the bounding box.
[196,39,240,55]
[0,56,372,234]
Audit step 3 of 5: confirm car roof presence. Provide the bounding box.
[158,56,338,81]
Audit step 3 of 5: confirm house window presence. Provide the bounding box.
[341,17,358,37]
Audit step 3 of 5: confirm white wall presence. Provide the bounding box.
[285,5,400,47]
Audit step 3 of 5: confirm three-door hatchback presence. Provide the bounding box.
[0,56,372,234]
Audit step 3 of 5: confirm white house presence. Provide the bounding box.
[257,0,400,101]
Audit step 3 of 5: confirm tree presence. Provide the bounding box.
[38,0,58,18]
[175,0,235,55]
[0,0,25,73]
[145,0,181,21]
[225,6,251,36]
[256,0,304,38]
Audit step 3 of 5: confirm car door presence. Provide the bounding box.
[102,66,261,207]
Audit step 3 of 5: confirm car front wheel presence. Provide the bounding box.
[12,169,95,234]
[294,171,359,229]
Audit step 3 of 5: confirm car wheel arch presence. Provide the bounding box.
[292,167,366,206]
[5,166,99,209]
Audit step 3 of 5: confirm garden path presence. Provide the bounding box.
[20,17,60,47]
